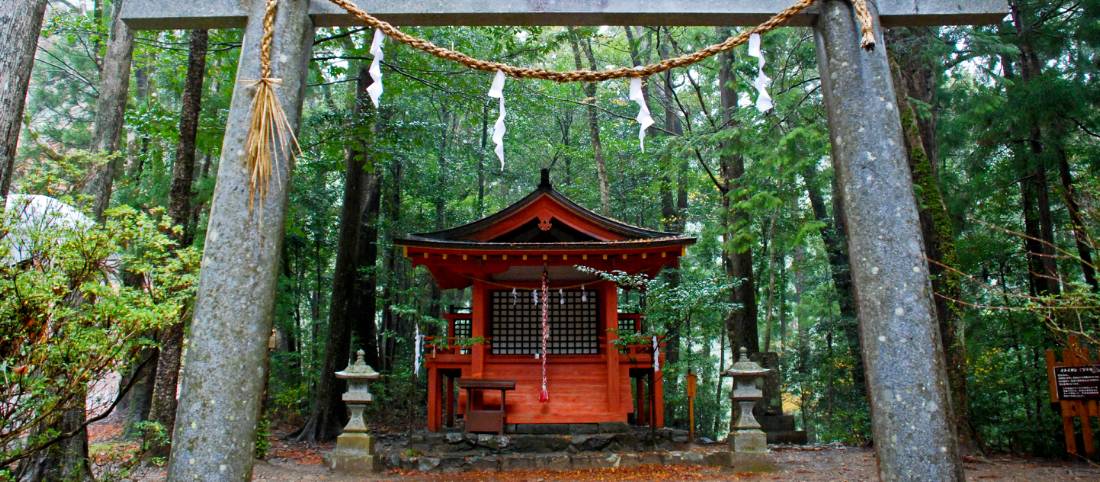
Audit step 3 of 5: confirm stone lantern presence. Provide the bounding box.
[722,347,776,471]
[328,349,382,473]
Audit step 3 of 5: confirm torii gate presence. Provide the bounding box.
[117,1,1007,480]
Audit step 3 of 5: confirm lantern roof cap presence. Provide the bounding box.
[336,349,381,380]
[722,347,770,377]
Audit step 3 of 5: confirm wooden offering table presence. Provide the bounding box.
[457,378,516,435]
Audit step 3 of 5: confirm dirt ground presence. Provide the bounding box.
[91,422,1100,481]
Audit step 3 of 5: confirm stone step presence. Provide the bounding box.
[402,428,692,455]
[387,449,733,472]
[400,429,690,455]
[766,430,808,445]
[758,414,797,432]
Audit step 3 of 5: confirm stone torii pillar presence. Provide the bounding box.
[813,2,964,480]
[115,1,1006,481]
[160,0,314,480]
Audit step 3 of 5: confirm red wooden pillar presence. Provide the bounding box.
[653,366,665,428]
[446,375,455,427]
[427,365,441,431]
[471,280,487,377]
[603,282,620,412]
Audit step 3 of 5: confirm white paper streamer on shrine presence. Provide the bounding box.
[653,335,661,372]
[628,77,655,151]
[413,323,422,376]
[366,29,385,107]
[488,70,507,170]
[747,33,774,113]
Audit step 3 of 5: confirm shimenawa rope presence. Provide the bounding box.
[244,0,876,204]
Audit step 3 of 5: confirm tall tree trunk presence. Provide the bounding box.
[888,38,977,454]
[1054,144,1097,291]
[1008,1,1062,297]
[350,172,381,367]
[21,5,130,472]
[803,164,866,395]
[83,0,135,219]
[167,30,208,245]
[147,30,208,454]
[380,157,402,371]
[791,245,812,431]
[294,64,377,443]
[348,64,381,368]
[761,213,779,353]
[717,29,759,354]
[568,28,610,215]
[426,108,454,334]
[17,402,94,482]
[0,0,48,200]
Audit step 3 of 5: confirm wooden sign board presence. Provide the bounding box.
[1055,365,1100,401]
[1045,336,1100,457]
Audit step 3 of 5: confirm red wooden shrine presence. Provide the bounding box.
[397,170,695,432]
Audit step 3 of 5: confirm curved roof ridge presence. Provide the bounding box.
[408,169,687,243]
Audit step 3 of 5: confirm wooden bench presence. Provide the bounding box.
[457,378,515,435]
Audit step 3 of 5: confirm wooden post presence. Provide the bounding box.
[653,366,665,428]
[446,375,455,428]
[166,0,313,479]
[427,366,440,431]
[604,282,621,412]
[471,281,487,377]
[686,371,698,442]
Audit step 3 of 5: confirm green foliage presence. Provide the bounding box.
[0,203,199,467]
[254,416,272,460]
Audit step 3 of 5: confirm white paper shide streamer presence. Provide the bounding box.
[488,70,507,170]
[413,323,422,376]
[747,33,774,113]
[366,29,385,107]
[628,77,655,151]
[652,336,661,372]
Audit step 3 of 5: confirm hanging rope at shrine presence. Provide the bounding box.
[539,269,551,403]
[244,0,878,206]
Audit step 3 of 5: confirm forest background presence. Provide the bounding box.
[1,0,1098,477]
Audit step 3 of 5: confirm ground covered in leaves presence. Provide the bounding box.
[88,422,1100,481]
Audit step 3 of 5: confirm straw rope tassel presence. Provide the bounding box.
[245,0,301,212]
[851,0,877,50]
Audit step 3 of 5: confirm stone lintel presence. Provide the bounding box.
[121,0,1007,30]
